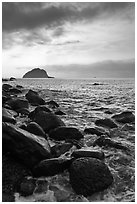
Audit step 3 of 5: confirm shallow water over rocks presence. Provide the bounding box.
[5,78,135,202]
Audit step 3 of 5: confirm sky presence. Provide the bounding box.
[2,2,135,78]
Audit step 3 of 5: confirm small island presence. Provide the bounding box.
[23,68,54,78]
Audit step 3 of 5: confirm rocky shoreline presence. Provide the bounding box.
[2,81,135,202]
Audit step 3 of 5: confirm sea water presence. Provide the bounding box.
[7,78,135,202]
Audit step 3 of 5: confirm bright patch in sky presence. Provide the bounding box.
[2,2,135,78]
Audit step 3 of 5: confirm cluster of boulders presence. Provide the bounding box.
[2,82,135,201]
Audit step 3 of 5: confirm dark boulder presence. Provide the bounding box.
[2,83,12,91]
[93,135,129,151]
[112,111,135,124]
[2,108,16,124]
[51,143,73,157]
[55,110,66,115]
[32,157,72,177]
[17,177,36,196]
[2,155,31,202]
[69,157,113,196]
[10,77,16,81]
[7,98,29,111]
[2,122,51,168]
[28,105,51,120]
[49,127,83,141]
[95,118,118,129]
[9,88,22,94]
[16,85,23,89]
[71,149,105,160]
[26,122,46,138]
[16,108,30,115]
[25,89,45,105]
[84,127,105,136]
[33,111,65,133]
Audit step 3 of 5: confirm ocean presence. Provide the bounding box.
[5,78,135,202]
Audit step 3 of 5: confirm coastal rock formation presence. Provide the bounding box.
[7,98,29,111]
[23,68,53,78]
[71,149,105,160]
[95,118,118,129]
[69,157,113,196]
[3,122,51,168]
[112,111,135,124]
[25,89,45,105]
[32,111,65,133]
[2,108,16,124]
[49,127,84,141]
[33,157,72,177]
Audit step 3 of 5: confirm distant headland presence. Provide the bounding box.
[23,68,54,78]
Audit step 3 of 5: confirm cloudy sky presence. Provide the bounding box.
[2,2,135,78]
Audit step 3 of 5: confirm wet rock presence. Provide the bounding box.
[17,177,36,196]
[105,110,113,114]
[26,122,46,138]
[95,118,118,129]
[55,110,66,115]
[16,85,23,89]
[7,98,29,111]
[10,77,16,81]
[65,139,84,149]
[28,105,52,120]
[2,155,31,202]
[51,143,73,157]
[71,149,105,160]
[2,108,16,124]
[93,135,129,151]
[2,83,12,91]
[84,127,105,136]
[49,127,84,141]
[46,100,59,108]
[16,108,30,115]
[92,83,100,85]
[112,111,135,124]
[25,89,45,105]
[9,88,22,94]
[33,157,72,177]
[3,122,51,168]
[33,111,65,133]
[69,157,113,196]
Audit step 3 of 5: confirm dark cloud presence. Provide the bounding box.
[2,2,134,32]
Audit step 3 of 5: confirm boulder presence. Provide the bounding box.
[7,98,29,111]
[2,155,31,202]
[71,149,105,160]
[33,111,65,133]
[25,89,45,105]
[93,135,129,151]
[17,177,36,196]
[16,108,30,115]
[55,110,66,115]
[2,122,51,168]
[84,127,105,136]
[10,77,16,81]
[112,111,135,123]
[51,143,73,157]
[2,108,16,124]
[69,157,113,196]
[26,122,46,138]
[33,157,72,177]
[9,88,22,94]
[95,118,118,129]
[16,85,23,89]
[2,83,12,91]
[28,105,51,120]
[49,127,84,141]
